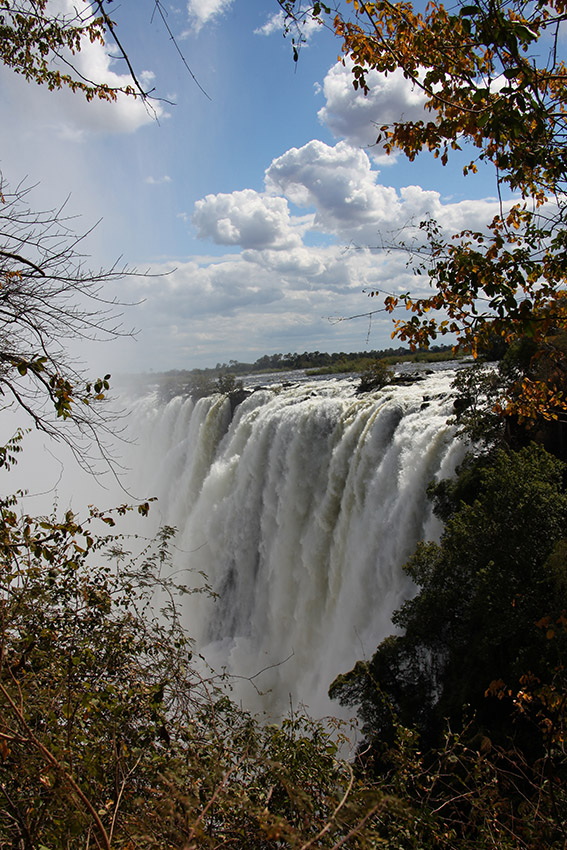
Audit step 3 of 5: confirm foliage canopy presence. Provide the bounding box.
[0,446,356,849]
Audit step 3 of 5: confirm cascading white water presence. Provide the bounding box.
[126,371,465,719]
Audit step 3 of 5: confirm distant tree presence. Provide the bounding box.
[215,372,244,395]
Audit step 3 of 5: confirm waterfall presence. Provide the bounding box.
[127,371,465,719]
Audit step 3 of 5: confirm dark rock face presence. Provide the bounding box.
[228,388,252,415]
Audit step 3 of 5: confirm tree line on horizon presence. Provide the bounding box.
[205,344,455,375]
[150,344,458,402]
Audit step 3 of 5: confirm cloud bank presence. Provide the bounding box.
[123,132,505,370]
[119,46,508,369]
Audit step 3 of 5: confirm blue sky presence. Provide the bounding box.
[0,0,510,372]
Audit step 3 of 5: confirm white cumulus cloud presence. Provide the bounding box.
[318,60,428,163]
[192,189,304,250]
[254,10,286,36]
[266,140,505,245]
[119,243,417,370]
[146,175,173,185]
[265,140,399,239]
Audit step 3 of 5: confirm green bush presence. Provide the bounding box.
[358,360,393,392]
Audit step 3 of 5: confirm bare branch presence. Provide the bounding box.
[0,172,153,474]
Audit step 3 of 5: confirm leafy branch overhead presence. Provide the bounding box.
[0,0,141,100]
[283,0,567,422]
[0,0,209,104]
